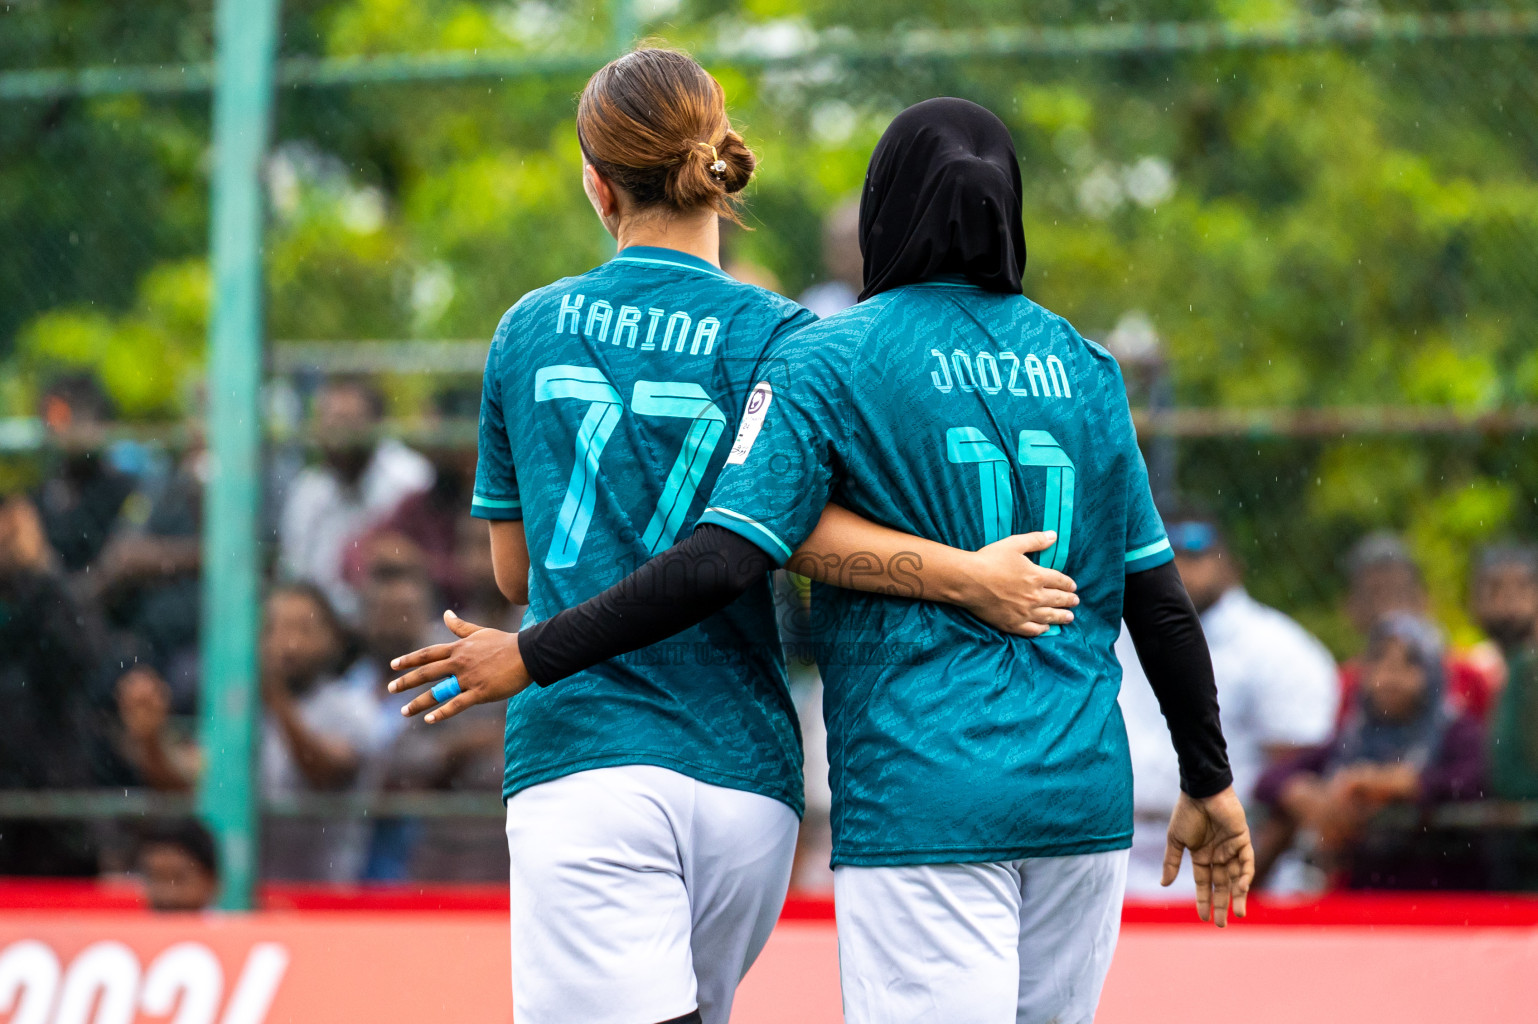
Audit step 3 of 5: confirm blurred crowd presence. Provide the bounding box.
[1118,517,1538,897]
[0,373,513,893]
[7,364,1538,907]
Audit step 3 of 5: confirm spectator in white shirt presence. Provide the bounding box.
[343,567,443,780]
[367,567,506,881]
[258,582,386,882]
[278,377,432,619]
[1117,515,1338,896]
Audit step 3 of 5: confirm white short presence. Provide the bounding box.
[505,765,799,1024]
[834,850,1129,1024]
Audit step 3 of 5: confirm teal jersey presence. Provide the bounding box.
[699,280,1172,864]
[473,247,814,813]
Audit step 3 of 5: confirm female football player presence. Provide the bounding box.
[402,56,1080,1024]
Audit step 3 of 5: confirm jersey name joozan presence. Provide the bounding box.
[930,348,1074,399]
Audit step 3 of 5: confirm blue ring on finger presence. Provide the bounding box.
[431,676,463,704]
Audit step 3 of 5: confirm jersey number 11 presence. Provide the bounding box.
[946,426,1076,634]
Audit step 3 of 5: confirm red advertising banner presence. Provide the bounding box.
[0,912,513,1024]
[3,894,1536,1023]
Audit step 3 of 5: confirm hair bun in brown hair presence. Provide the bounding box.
[713,129,755,194]
[688,140,729,179]
[578,47,757,224]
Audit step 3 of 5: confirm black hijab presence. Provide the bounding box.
[858,98,1027,301]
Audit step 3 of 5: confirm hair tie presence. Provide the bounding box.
[695,141,728,179]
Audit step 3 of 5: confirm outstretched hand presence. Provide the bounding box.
[388,610,533,724]
[961,531,1080,637]
[1162,786,1255,928]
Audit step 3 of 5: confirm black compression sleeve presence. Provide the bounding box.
[518,524,774,686]
[1122,560,1233,799]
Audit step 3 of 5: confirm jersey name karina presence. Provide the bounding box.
[557,292,723,356]
[930,347,1074,400]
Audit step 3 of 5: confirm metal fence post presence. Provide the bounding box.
[198,0,282,912]
[611,0,637,54]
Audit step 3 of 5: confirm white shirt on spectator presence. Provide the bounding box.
[337,655,408,768]
[277,439,432,618]
[798,281,859,319]
[1117,586,1338,895]
[260,674,390,882]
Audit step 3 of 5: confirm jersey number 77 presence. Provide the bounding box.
[535,364,727,569]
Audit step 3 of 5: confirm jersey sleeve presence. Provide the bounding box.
[471,310,522,522]
[1109,362,1172,574]
[772,305,819,347]
[696,340,844,565]
[1123,447,1171,573]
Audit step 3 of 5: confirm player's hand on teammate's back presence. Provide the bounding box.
[1162,786,1255,928]
[961,531,1080,637]
[388,610,533,724]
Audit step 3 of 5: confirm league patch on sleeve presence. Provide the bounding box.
[725,382,774,465]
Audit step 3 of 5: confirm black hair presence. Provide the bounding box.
[40,371,116,422]
[138,818,220,877]
[266,580,357,672]
[322,374,386,419]
[1345,531,1423,585]
[1473,543,1538,584]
